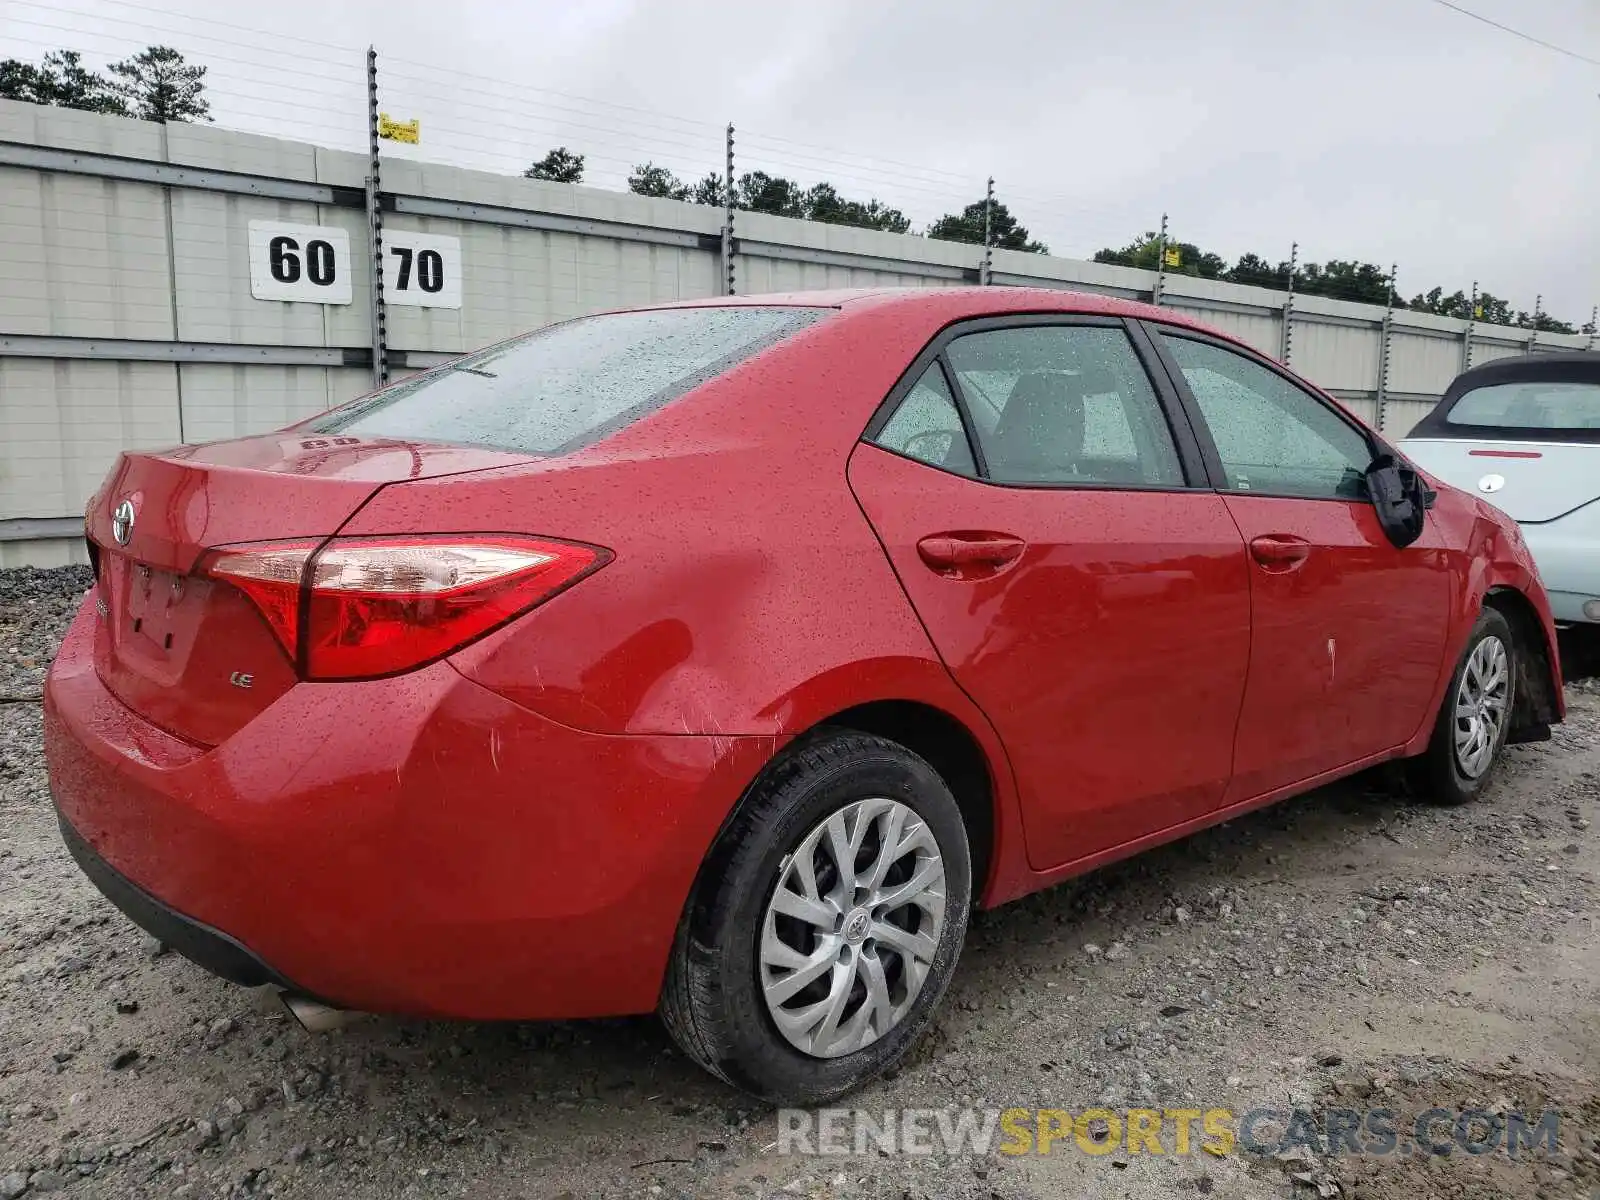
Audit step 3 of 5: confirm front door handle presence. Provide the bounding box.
[1249,533,1311,571]
[917,532,1026,577]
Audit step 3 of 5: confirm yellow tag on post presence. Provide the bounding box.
[378,113,420,144]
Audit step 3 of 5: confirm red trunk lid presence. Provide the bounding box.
[85,433,538,746]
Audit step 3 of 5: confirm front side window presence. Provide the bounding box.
[309,306,828,455]
[944,325,1184,486]
[872,365,977,475]
[1161,334,1372,500]
[1447,381,1600,433]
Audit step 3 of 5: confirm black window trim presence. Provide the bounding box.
[1140,320,1386,505]
[864,356,986,479]
[860,313,1209,493]
[937,355,990,479]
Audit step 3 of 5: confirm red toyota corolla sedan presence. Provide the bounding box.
[47,288,1563,1103]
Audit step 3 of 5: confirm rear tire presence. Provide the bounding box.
[1408,608,1517,806]
[660,729,971,1105]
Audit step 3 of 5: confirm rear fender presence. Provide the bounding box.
[744,655,1030,909]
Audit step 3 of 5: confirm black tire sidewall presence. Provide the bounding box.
[697,736,971,1103]
[1427,608,1517,805]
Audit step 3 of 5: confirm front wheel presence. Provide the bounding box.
[1409,607,1517,805]
[660,730,971,1104]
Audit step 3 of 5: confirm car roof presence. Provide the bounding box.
[646,285,1223,336]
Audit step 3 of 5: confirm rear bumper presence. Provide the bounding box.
[45,597,774,1019]
[1545,592,1599,627]
[57,808,308,993]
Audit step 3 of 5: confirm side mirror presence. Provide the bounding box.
[1365,453,1427,548]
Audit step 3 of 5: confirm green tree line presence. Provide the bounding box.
[1092,232,1583,333]
[1,47,210,123]
[527,148,1047,250]
[534,147,1585,331]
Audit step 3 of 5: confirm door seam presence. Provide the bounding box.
[1215,495,1255,802]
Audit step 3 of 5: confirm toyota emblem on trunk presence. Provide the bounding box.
[111,499,136,545]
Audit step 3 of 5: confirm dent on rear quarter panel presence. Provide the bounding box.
[339,301,977,739]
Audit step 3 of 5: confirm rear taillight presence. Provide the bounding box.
[201,534,607,680]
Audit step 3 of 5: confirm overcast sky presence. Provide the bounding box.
[8,0,1598,321]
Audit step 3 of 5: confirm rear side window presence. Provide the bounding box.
[945,325,1184,487]
[309,306,827,454]
[1447,381,1600,432]
[871,365,976,475]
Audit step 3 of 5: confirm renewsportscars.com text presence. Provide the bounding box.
[777,1105,1562,1158]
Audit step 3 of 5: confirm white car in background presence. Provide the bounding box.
[1401,352,1600,677]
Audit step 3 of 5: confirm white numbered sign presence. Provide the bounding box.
[384,230,462,310]
[247,221,353,304]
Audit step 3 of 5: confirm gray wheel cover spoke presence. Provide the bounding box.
[1452,635,1510,780]
[758,796,946,1059]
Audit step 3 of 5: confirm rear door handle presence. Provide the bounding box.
[917,533,1026,577]
[1249,533,1311,571]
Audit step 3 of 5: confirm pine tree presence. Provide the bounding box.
[523,147,585,183]
[107,46,210,123]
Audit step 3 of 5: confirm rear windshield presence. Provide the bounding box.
[309,306,828,454]
[1447,381,1600,433]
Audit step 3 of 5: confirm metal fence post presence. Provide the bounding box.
[1375,262,1396,432]
[721,123,735,296]
[979,177,994,285]
[1462,280,1477,373]
[1280,240,1298,365]
[364,47,388,389]
[1151,212,1169,306]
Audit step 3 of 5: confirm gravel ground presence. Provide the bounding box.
[2,565,1596,1200]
